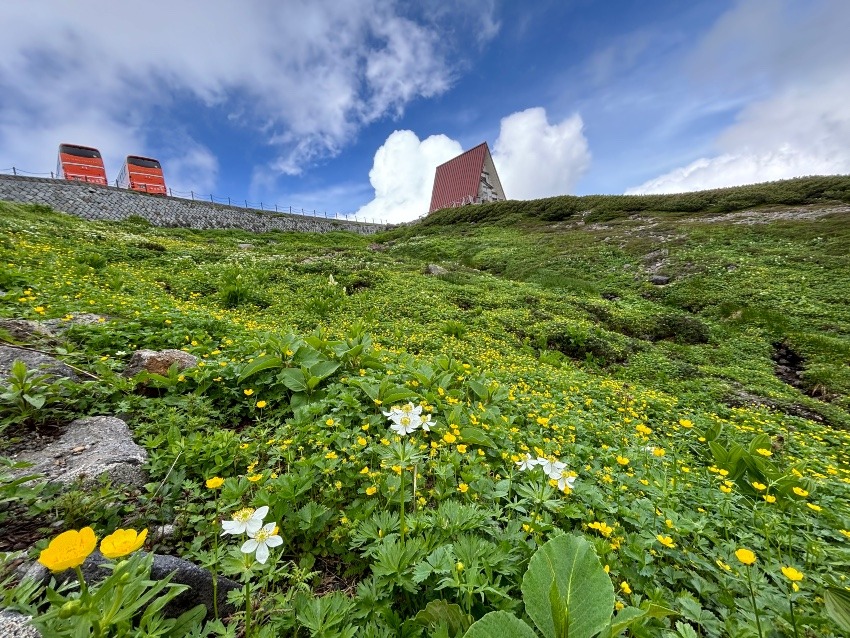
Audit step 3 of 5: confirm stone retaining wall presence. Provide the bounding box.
[0,174,388,235]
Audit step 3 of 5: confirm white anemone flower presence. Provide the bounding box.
[557,474,577,491]
[516,453,538,471]
[539,458,567,479]
[389,413,421,436]
[221,505,268,536]
[420,414,433,432]
[241,522,283,564]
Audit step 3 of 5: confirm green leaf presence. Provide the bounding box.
[23,394,45,409]
[464,611,538,638]
[238,355,283,382]
[825,586,850,631]
[415,600,472,636]
[459,427,496,448]
[310,360,341,380]
[521,534,614,638]
[279,368,308,393]
[381,387,419,405]
[606,606,646,636]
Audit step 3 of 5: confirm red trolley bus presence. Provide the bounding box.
[117,155,167,195]
[56,143,108,185]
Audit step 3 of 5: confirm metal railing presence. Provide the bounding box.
[0,166,387,224]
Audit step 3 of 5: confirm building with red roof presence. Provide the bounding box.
[428,142,506,213]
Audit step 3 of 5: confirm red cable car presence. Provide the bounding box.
[56,143,108,185]
[117,155,167,195]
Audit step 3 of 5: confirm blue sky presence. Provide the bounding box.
[2,1,849,223]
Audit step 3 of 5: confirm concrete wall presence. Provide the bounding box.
[0,174,388,235]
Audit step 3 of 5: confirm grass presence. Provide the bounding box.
[1,176,850,636]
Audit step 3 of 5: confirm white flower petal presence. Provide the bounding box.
[265,535,283,548]
[246,519,263,536]
[241,539,258,554]
[253,506,269,521]
[221,520,245,535]
[255,543,270,564]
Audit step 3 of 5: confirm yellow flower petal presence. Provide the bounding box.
[100,528,148,559]
[38,527,97,572]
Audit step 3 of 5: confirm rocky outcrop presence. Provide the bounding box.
[0,319,53,343]
[0,345,79,381]
[122,349,198,377]
[11,416,147,489]
[0,610,40,638]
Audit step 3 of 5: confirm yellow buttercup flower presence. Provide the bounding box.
[656,535,676,549]
[781,566,804,582]
[244,388,254,396]
[100,528,148,559]
[205,476,224,489]
[255,400,267,409]
[443,432,457,444]
[735,548,756,566]
[38,527,98,572]
[366,486,377,496]
[792,486,809,497]
[620,581,632,595]
[616,456,630,466]
[458,483,469,493]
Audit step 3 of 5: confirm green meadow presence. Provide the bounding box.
[2,175,850,636]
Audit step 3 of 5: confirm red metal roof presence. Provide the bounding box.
[429,143,489,212]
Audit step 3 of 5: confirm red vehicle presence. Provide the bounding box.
[56,143,108,185]
[117,155,167,195]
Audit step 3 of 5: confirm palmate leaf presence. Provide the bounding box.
[464,611,538,638]
[521,534,614,638]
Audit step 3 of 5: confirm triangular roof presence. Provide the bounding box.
[429,142,505,213]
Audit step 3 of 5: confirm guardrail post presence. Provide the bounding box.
[12,167,16,176]
[228,197,231,205]
[191,191,194,200]
[260,202,263,210]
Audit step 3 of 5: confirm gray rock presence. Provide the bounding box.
[42,313,109,334]
[237,243,254,250]
[0,610,40,638]
[22,551,239,620]
[0,319,53,342]
[426,264,448,276]
[11,416,147,489]
[649,275,671,285]
[0,345,79,382]
[123,349,198,378]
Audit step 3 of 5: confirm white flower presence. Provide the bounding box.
[515,453,538,471]
[383,403,422,420]
[221,505,268,536]
[420,414,433,432]
[240,522,283,564]
[557,474,577,491]
[389,413,421,436]
[539,458,566,479]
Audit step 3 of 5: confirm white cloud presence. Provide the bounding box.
[357,106,591,223]
[356,130,463,224]
[492,108,590,200]
[0,1,497,184]
[628,0,850,194]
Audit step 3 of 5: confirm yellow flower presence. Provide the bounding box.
[443,432,457,444]
[763,494,776,503]
[366,486,377,496]
[620,581,632,595]
[752,481,767,491]
[792,486,809,497]
[100,528,148,559]
[205,476,224,489]
[325,451,338,460]
[38,527,98,572]
[255,400,267,409]
[244,389,254,396]
[615,601,625,611]
[458,483,469,493]
[755,448,772,457]
[735,548,756,566]
[678,419,693,428]
[840,530,850,539]
[357,437,368,446]
[616,456,630,466]
[652,447,665,457]
[781,566,804,582]
[247,473,263,482]
[325,418,335,426]
[656,535,675,549]
[806,503,822,512]
[456,444,468,454]
[360,466,370,474]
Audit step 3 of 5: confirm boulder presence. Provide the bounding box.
[0,319,53,343]
[649,275,671,286]
[42,313,109,334]
[123,349,198,378]
[22,551,239,620]
[12,416,147,489]
[0,610,40,638]
[426,264,448,276]
[0,345,79,382]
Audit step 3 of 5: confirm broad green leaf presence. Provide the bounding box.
[606,606,646,636]
[238,355,283,382]
[310,360,340,380]
[748,433,772,455]
[468,379,489,401]
[381,387,419,405]
[23,394,46,409]
[464,611,538,638]
[825,586,850,631]
[279,368,308,393]
[521,534,614,638]
[459,427,496,447]
[415,599,472,636]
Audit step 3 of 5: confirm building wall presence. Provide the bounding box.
[0,175,388,235]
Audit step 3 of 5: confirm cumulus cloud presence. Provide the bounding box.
[356,131,463,224]
[357,106,591,223]
[0,1,497,184]
[492,108,590,200]
[627,0,850,194]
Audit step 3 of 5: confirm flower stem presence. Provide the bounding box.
[399,467,406,545]
[789,591,800,638]
[746,566,764,638]
[212,496,220,620]
[245,580,252,638]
